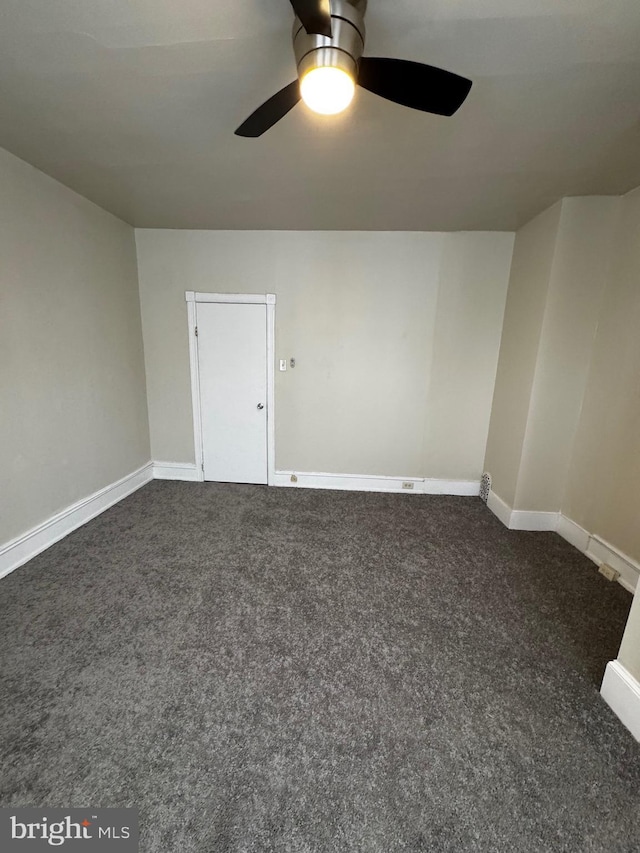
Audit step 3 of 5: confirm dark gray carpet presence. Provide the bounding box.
[1,482,639,852]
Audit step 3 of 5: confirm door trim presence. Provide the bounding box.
[185,292,276,485]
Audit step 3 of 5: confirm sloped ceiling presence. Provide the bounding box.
[0,0,639,230]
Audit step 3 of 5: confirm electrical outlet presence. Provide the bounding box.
[402,482,414,490]
[290,474,298,483]
[598,563,620,583]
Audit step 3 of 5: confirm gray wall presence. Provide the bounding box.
[135,229,514,481]
[0,147,150,544]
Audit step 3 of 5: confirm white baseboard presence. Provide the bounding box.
[509,510,559,531]
[555,516,638,593]
[486,490,512,527]
[487,490,638,592]
[0,463,154,581]
[486,490,559,531]
[274,471,480,496]
[585,535,639,594]
[153,461,201,482]
[601,661,640,742]
[556,515,590,552]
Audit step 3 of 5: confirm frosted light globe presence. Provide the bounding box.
[300,67,355,115]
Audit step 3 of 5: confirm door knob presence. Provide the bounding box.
[257,403,264,410]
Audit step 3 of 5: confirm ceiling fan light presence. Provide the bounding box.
[300,66,355,115]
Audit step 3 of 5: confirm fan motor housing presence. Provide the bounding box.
[293,0,366,82]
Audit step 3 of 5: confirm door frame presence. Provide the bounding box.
[185,291,276,485]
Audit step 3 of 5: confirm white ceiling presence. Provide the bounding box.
[1,0,639,230]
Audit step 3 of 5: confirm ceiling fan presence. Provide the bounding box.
[235,0,472,137]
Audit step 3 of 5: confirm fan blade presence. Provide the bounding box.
[358,57,472,116]
[290,0,332,38]
[235,81,301,137]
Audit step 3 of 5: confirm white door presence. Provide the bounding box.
[197,302,268,484]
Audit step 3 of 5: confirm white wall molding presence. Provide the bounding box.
[185,291,276,305]
[585,535,639,594]
[487,491,638,592]
[486,490,513,527]
[509,510,559,532]
[186,295,205,482]
[601,661,640,742]
[0,463,153,581]
[153,462,200,482]
[556,515,590,552]
[423,477,479,496]
[556,516,638,593]
[487,490,559,531]
[274,471,480,496]
[266,299,276,486]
